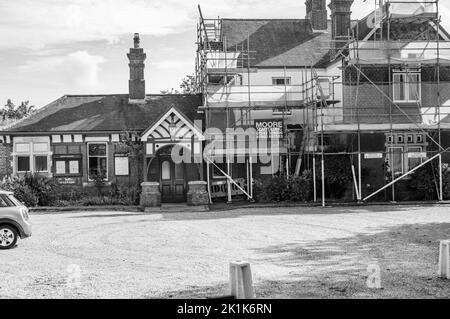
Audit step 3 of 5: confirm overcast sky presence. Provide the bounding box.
[1,0,449,108]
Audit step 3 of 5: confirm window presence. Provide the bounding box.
[13,139,51,174]
[387,147,404,176]
[17,156,30,172]
[212,162,228,178]
[34,156,48,172]
[0,194,15,207]
[393,69,421,103]
[386,133,426,176]
[272,77,291,86]
[53,155,82,177]
[407,147,424,171]
[88,143,108,180]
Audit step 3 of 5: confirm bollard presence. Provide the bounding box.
[439,240,450,279]
[229,261,255,299]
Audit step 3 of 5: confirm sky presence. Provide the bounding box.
[1,0,449,108]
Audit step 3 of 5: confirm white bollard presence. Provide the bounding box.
[439,240,450,279]
[229,261,255,299]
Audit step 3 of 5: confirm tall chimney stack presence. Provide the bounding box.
[305,0,328,31]
[329,0,354,49]
[127,33,146,103]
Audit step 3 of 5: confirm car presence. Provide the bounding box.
[0,190,32,249]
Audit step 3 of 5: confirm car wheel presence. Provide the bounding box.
[0,225,18,250]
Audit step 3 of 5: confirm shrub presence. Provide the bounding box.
[408,164,439,200]
[253,171,313,203]
[0,177,44,207]
[316,155,352,199]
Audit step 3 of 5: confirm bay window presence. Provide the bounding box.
[88,143,108,180]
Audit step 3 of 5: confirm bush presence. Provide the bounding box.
[253,171,313,203]
[408,163,450,201]
[0,173,55,207]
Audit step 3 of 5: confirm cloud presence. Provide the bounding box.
[17,51,105,88]
[1,0,449,51]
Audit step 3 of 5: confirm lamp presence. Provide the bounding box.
[168,114,177,141]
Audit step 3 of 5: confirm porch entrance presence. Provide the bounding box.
[160,156,186,203]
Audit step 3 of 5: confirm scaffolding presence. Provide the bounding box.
[196,1,449,205]
[196,5,342,203]
[325,0,450,203]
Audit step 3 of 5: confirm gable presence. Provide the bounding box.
[141,107,204,141]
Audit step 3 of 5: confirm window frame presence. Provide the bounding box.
[272,77,291,86]
[17,156,31,173]
[212,162,228,179]
[87,142,108,181]
[34,155,49,173]
[53,155,83,177]
[385,133,427,175]
[392,69,421,103]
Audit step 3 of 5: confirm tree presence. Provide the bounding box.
[160,74,198,95]
[0,99,35,122]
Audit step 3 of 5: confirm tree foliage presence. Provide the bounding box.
[0,99,36,122]
[161,74,198,95]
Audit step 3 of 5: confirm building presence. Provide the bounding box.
[319,0,450,202]
[1,0,449,205]
[0,34,204,204]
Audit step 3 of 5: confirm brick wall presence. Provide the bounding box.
[0,143,12,178]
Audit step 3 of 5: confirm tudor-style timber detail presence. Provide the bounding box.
[140,106,204,142]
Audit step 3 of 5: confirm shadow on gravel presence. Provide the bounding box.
[68,213,147,219]
[159,204,431,221]
[154,223,450,299]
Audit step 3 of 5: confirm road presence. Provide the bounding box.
[1,205,449,298]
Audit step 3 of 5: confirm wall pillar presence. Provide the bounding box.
[187,181,209,206]
[140,182,161,207]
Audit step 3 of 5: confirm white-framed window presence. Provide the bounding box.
[386,133,426,176]
[393,69,421,103]
[87,142,108,181]
[272,77,291,86]
[14,139,50,174]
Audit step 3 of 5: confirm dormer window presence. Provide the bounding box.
[393,69,421,103]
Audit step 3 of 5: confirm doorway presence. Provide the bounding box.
[160,156,186,203]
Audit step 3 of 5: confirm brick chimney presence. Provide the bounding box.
[329,0,354,49]
[305,0,327,31]
[127,33,146,103]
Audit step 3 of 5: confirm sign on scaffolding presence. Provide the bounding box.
[254,119,284,139]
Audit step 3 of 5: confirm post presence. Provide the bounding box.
[439,240,450,279]
[206,160,212,204]
[321,156,325,207]
[229,261,255,299]
[439,154,443,201]
[351,165,361,201]
[246,158,251,200]
[313,156,317,202]
[249,155,254,200]
[358,152,362,201]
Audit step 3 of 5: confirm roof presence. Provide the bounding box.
[221,19,332,68]
[5,94,203,133]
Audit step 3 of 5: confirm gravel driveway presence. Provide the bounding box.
[1,205,449,298]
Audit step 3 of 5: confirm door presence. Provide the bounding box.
[160,157,186,203]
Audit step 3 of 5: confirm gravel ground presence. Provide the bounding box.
[1,205,449,299]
